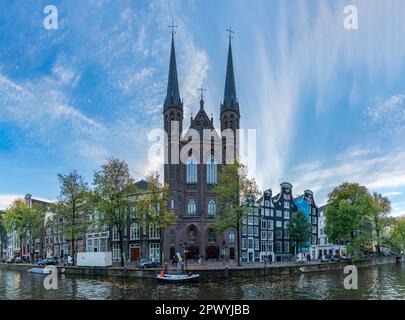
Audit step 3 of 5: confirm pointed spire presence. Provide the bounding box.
[165,22,181,108]
[222,27,239,113]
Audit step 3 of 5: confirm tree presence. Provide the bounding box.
[3,199,33,259]
[54,170,90,266]
[212,162,260,266]
[392,218,405,254]
[26,204,45,262]
[287,210,311,256]
[324,182,374,257]
[137,172,177,264]
[369,193,392,255]
[0,210,7,260]
[93,158,137,267]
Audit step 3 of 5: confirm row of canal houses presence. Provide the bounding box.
[241,182,319,263]
[4,181,326,264]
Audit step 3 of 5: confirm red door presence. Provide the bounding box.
[130,247,140,261]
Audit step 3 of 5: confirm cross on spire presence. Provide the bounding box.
[226,26,235,41]
[169,20,178,36]
[197,86,206,100]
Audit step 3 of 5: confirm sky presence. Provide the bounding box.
[1,0,405,217]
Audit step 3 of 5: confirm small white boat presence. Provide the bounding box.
[27,267,53,275]
[156,273,200,282]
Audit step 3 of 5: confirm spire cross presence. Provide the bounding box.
[197,86,206,100]
[226,26,235,40]
[169,20,178,36]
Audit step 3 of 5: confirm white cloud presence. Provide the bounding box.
[0,194,22,210]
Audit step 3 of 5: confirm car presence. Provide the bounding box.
[331,255,343,262]
[137,258,160,269]
[341,255,352,261]
[37,258,58,266]
[321,255,331,263]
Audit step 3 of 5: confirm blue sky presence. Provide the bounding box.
[1,0,405,217]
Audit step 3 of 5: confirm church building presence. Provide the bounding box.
[162,28,240,262]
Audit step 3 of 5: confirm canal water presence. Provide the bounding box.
[0,262,404,300]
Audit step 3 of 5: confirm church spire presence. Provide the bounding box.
[165,22,181,108]
[222,27,239,113]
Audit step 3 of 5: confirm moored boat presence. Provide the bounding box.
[156,273,200,282]
[27,267,53,275]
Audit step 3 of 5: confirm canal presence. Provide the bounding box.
[0,262,404,300]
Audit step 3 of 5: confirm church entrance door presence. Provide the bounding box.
[206,245,219,260]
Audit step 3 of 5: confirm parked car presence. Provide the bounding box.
[137,258,160,269]
[14,257,22,263]
[321,255,331,263]
[37,258,58,266]
[341,255,352,261]
[331,255,343,262]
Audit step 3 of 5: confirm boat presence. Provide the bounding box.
[27,267,53,275]
[156,273,200,282]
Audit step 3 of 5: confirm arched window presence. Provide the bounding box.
[186,156,197,183]
[229,231,235,244]
[206,155,217,184]
[112,225,119,241]
[187,199,197,216]
[208,230,216,243]
[207,199,216,216]
[130,223,140,240]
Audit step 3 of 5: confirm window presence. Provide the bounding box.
[265,200,270,207]
[130,223,140,240]
[284,211,290,219]
[112,226,119,241]
[242,226,247,236]
[170,199,175,210]
[112,244,120,260]
[261,241,267,252]
[248,217,253,225]
[276,210,282,217]
[208,199,216,216]
[275,241,282,253]
[312,216,317,225]
[254,227,259,237]
[242,238,247,250]
[149,225,160,239]
[312,235,317,244]
[268,242,273,252]
[149,243,160,260]
[284,221,289,229]
[261,230,267,240]
[254,217,259,225]
[206,155,217,184]
[186,156,197,183]
[229,231,235,243]
[248,238,254,249]
[208,230,216,243]
[270,209,274,217]
[284,201,290,209]
[261,220,267,229]
[264,209,270,216]
[276,221,282,228]
[187,199,197,215]
[268,220,273,230]
[248,226,253,236]
[254,239,259,250]
[268,231,273,240]
[276,230,282,239]
[312,208,317,215]
[284,242,290,253]
[312,226,317,234]
[242,252,247,259]
[100,238,107,252]
[284,230,289,239]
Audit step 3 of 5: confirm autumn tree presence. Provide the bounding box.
[54,171,91,266]
[213,162,260,266]
[93,158,138,267]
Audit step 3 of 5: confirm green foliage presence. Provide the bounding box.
[213,162,260,265]
[92,158,137,266]
[392,218,405,253]
[0,210,6,258]
[369,192,392,254]
[324,182,374,252]
[54,170,91,265]
[287,210,311,254]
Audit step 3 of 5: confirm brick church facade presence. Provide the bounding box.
[162,30,240,261]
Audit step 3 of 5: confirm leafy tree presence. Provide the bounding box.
[324,182,374,257]
[369,193,392,255]
[287,210,311,256]
[93,158,137,267]
[392,218,405,254]
[212,162,260,266]
[0,210,7,260]
[26,204,45,261]
[3,199,33,259]
[137,172,177,264]
[54,170,91,266]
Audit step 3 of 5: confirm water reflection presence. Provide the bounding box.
[0,263,404,300]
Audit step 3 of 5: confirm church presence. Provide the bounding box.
[162,28,241,262]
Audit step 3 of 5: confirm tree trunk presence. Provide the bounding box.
[376,229,381,255]
[119,231,125,267]
[159,228,163,266]
[236,221,241,266]
[71,238,75,266]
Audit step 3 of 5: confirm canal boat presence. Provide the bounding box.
[27,267,53,275]
[156,273,200,283]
